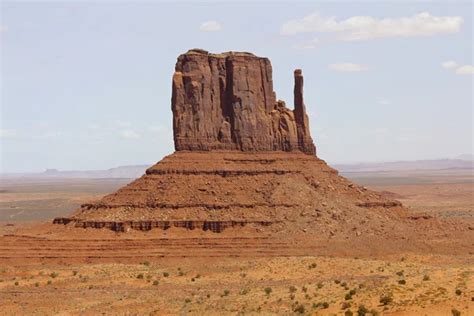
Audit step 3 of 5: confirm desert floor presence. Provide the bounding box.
[0,170,472,315]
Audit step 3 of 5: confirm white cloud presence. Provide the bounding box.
[455,65,474,75]
[0,129,17,139]
[119,130,140,140]
[199,21,221,32]
[441,60,458,69]
[329,63,368,72]
[281,12,463,41]
[293,38,320,49]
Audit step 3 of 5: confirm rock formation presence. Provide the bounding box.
[53,49,406,234]
[172,49,315,154]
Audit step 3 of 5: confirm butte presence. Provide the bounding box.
[54,49,417,239]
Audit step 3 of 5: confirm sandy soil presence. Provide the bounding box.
[0,170,472,315]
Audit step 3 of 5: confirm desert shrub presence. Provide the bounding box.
[146,274,152,280]
[293,304,305,314]
[178,271,185,276]
[396,270,404,277]
[184,298,191,303]
[345,293,352,300]
[357,305,369,316]
[152,280,159,286]
[50,272,58,278]
[72,271,78,276]
[370,309,379,316]
[349,289,357,295]
[423,275,430,281]
[136,273,144,279]
[316,282,323,289]
[141,261,150,266]
[345,310,354,316]
[223,289,230,296]
[14,281,19,286]
[239,288,249,295]
[379,294,393,305]
[455,289,462,296]
[47,280,52,285]
[264,287,272,295]
[308,263,317,269]
[163,272,169,277]
[191,278,195,282]
[451,308,461,316]
[341,281,347,287]
[289,285,297,293]
[34,282,39,287]
[195,274,201,279]
[341,302,351,309]
[206,293,210,298]
[321,302,329,309]
[398,279,406,285]
[335,279,341,284]
[302,286,308,292]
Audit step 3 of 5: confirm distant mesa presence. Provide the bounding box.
[172,49,316,154]
[53,49,406,234]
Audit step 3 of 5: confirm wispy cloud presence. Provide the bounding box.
[329,63,368,72]
[441,61,474,75]
[455,65,474,75]
[441,60,457,69]
[119,130,140,140]
[0,128,17,139]
[199,21,221,32]
[115,120,131,128]
[281,12,463,41]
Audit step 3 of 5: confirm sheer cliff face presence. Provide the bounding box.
[172,49,316,155]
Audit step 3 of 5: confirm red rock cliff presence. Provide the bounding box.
[171,49,316,155]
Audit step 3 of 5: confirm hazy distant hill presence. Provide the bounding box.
[2,165,150,179]
[333,158,473,173]
[2,156,472,179]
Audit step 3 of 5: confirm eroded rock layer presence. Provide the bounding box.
[172,49,316,154]
[57,152,406,233]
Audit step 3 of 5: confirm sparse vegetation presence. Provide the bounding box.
[316,282,323,289]
[264,287,272,295]
[398,279,406,285]
[184,298,191,303]
[222,289,230,296]
[152,280,159,286]
[423,274,430,281]
[345,310,354,316]
[289,285,297,293]
[50,272,58,278]
[451,308,461,316]
[308,263,317,269]
[455,289,462,295]
[163,272,169,277]
[293,304,305,314]
[379,294,393,305]
[357,305,369,316]
[341,302,351,309]
[239,288,249,295]
[345,293,352,300]
[136,273,144,279]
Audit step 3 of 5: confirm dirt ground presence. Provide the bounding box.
[0,170,472,315]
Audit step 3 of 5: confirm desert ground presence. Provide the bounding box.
[0,169,472,315]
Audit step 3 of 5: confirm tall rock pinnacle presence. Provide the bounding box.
[171,49,316,155]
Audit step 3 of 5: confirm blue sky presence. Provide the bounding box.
[1,1,472,172]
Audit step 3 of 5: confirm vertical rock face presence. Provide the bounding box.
[172,49,316,155]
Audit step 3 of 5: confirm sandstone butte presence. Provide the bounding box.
[54,49,418,237]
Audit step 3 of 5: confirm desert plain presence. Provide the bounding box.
[0,168,472,316]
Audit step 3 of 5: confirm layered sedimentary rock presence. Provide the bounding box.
[172,49,316,154]
[53,49,406,234]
